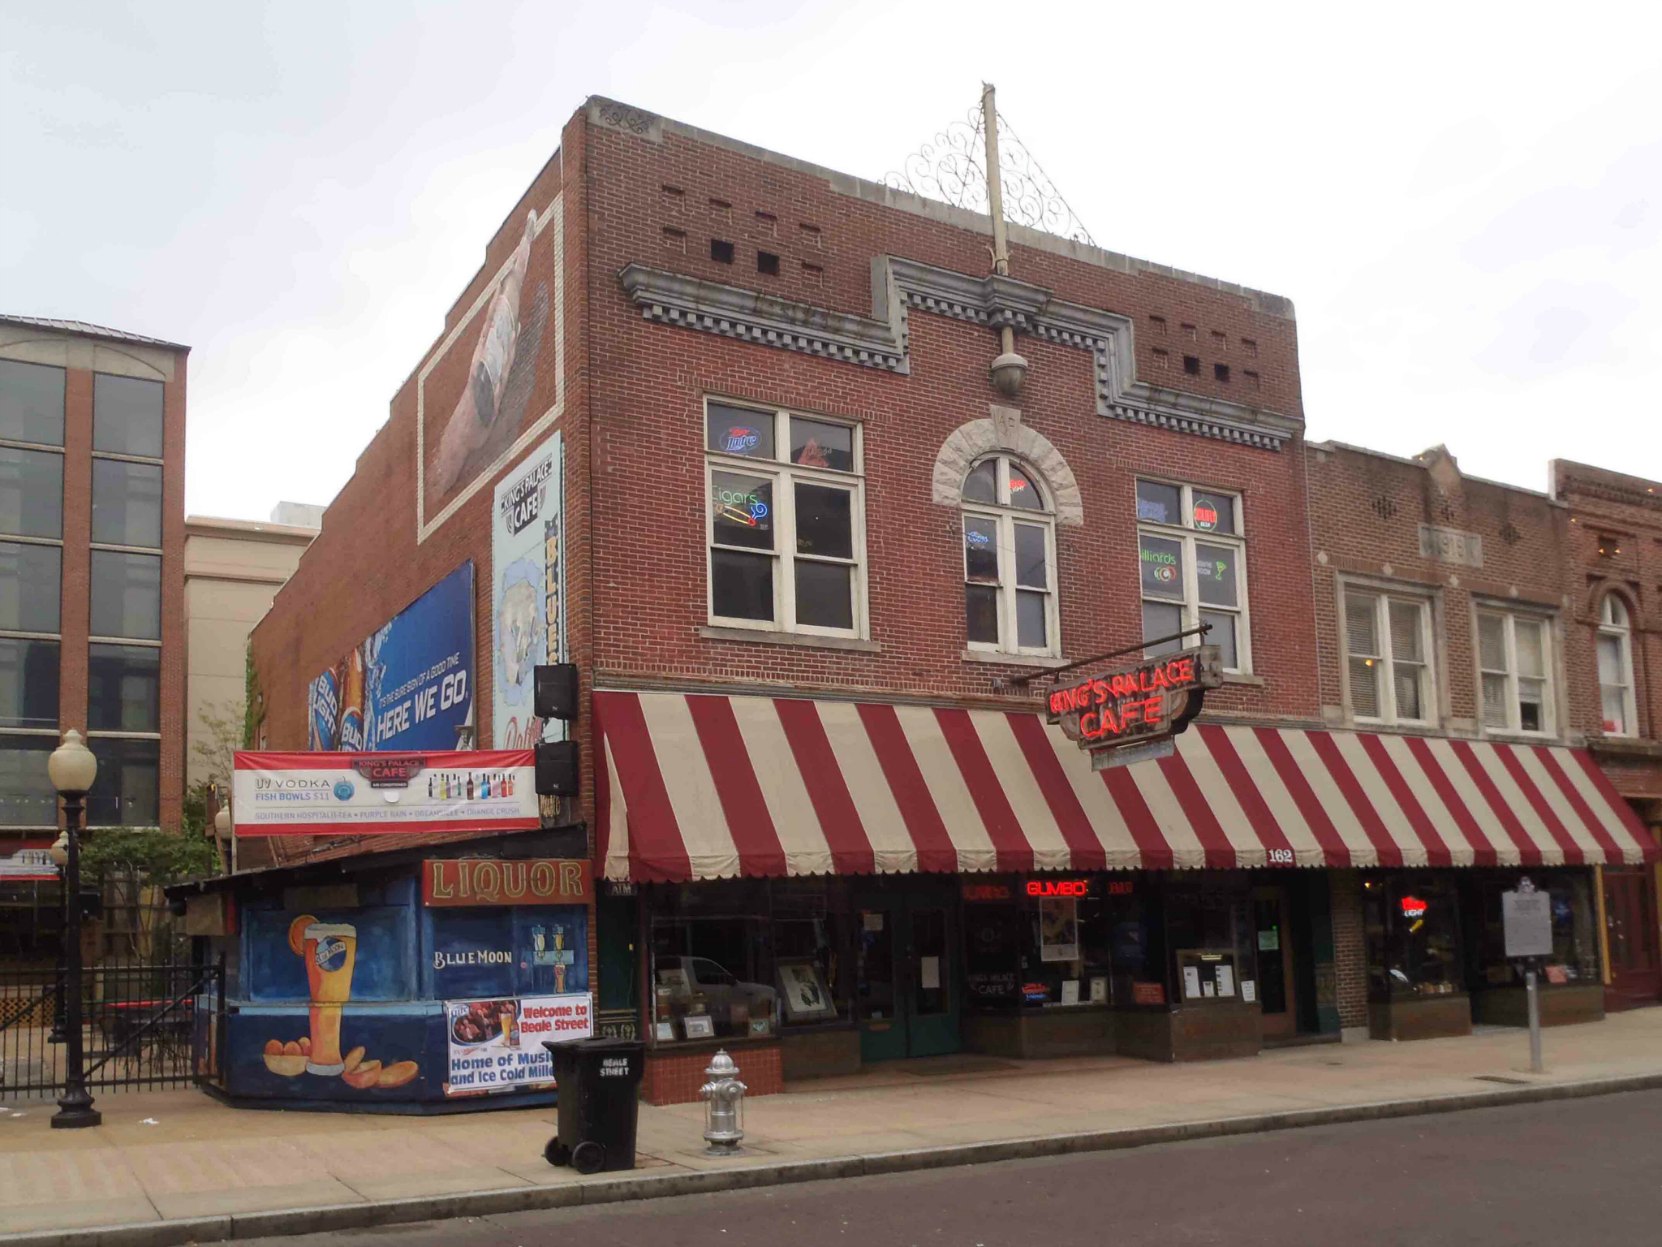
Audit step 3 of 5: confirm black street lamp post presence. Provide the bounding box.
[48,729,101,1129]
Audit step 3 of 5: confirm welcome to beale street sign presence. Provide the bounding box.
[1046,646,1225,769]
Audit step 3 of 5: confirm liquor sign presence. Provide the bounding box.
[422,858,592,907]
[232,750,536,837]
[1047,646,1224,761]
[305,563,475,753]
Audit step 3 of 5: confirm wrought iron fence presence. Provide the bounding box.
[0,954,223,1098]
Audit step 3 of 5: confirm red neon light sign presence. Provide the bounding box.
[1046,653,1219,748]
[1399,896,1428,919]
[1026,879,1089,898]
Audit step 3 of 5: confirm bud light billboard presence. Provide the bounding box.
[304,563,475,753]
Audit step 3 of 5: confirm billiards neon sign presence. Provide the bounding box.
[1047,647,1223,754]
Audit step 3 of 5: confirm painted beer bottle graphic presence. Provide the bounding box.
[337,649,368,751]
[434,210,536,492]
[290,916,358,1075]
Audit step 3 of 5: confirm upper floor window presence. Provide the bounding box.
[963,456,1057,656]
[704,400,864,636]
[0,447,63,539]
[91,459,163,548]
[0,360,65,446]
[1344,590,1434,725]
[1478,610,1554,735]
[90,550,161,640]
[1137,479,1249,671]
[1597,595,1636,737]
[93,374,164,458]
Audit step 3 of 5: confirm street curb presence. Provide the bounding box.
[7,1071,1661,1247]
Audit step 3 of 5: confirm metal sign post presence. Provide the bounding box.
[1502,878,1552,1074]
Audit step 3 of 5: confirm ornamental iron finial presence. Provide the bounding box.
[882,96,1096,249]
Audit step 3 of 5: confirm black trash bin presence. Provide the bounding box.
[543,1037,646,1173]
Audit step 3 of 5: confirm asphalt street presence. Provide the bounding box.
[253,1089,1662,1247]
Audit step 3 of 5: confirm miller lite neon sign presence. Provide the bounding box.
[1047,645,1224,759]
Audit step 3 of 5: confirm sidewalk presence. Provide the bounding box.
[5,1009,1661,1245]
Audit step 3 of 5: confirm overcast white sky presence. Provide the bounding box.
[2,2,1658,519]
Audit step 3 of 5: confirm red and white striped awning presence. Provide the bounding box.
[594,690,1656,882]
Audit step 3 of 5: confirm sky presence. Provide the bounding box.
[2,1,1658,519]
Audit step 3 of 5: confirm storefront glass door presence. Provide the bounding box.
[855,892,959,1062]
[1252,886,1298,1039]
[1603,868,1661,1006]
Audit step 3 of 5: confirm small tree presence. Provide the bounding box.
[192,697,245,793]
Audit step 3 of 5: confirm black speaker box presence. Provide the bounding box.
[535,740,581,796]
[534,664,580,720]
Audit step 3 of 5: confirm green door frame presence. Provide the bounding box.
[853,887,961,1062]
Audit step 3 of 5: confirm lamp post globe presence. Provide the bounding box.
[49,831,69,868]
[213,807,231,842]
[48,729,97,797]
[49,728,100,1129]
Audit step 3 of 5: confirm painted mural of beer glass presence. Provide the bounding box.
[303,922,358,1074]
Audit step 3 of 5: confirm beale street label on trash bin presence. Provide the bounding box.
[442,993,592,1096]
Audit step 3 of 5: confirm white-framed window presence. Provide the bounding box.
[1597,595,1636,737]
[1137,479,1249,672]
[1477,609,1555,736]
[704,399,865,636]
[1343,589,1435,725]
[962,456,1058,656]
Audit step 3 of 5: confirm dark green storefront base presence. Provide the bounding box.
[963,1008,1115,1059]
[1369,995,1473,1041]
[1471,984,1605,1028]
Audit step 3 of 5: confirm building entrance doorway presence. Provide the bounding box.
[1252,885,1300,1040]
[853,885,959,1063]
[1603,867,1660,1009]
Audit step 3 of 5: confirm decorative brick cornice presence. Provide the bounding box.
[619,264,907,371]
[620,257,1300,451]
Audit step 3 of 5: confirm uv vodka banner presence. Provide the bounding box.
[231,750,536,836]
[491,433,564,749]
[306,563,475,752]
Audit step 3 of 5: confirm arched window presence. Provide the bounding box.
[962,456,1057,655]
[1597,595,1636,736]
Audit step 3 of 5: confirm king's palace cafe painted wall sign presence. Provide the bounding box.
[1046,646,1224,769]
[421,858,593,907]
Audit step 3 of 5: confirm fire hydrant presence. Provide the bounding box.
[699,1048,747,1156]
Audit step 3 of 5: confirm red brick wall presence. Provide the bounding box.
[580,114,1318,727]
[250,100,1322,855]
[1328,869,1367,1028]
[642,1042,783,1106]
[45,344,187,834]
[1306,443,1568,735]
[1549,459,1662,959]
[247,149,569,868]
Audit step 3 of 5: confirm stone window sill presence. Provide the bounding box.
[698,625,882,654]
[1222,672,1266,687]
[960,648,1071,669]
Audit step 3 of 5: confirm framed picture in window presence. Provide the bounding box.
[682,1014,715,1040]
[776,962,836,1021]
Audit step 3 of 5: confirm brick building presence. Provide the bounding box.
[227,97,1648,1111]
[1,317,188,963]
[1304,442,1643,1037]
[1550,460,1662,1007]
